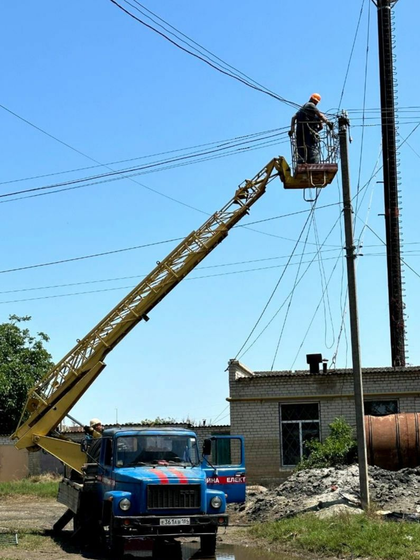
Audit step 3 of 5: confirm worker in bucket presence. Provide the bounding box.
[289,93,333,164]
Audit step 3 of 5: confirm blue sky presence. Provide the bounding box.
[1,0,419,427]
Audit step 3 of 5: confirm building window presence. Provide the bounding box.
[280,403,320,467]
[364,400,398,416]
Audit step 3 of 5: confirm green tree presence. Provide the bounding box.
[0,315,53,436]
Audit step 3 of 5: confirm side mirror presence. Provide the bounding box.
[202,439,211,456]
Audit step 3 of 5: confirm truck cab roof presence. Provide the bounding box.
[102,426,198,438]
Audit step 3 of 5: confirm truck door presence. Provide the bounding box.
[203,435,246,503]
[97,437,115,491]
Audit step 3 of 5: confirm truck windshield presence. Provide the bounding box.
[115,434,200,468]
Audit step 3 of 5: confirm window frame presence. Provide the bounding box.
[279,402,320,467]
[364,399,399,417]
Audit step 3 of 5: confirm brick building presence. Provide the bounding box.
[227,359,420,485]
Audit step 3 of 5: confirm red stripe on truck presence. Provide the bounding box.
[153,470,169,484]
[167,468,188,484]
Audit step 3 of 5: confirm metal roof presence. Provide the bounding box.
[61,422,230,433]
[247,365,420,379]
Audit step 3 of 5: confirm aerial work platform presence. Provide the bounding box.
[278,123,339,191]
[278,160,338,190]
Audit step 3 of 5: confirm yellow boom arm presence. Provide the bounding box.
[13,158,282,468]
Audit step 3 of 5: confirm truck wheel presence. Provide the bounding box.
[200,534,217,557]
[152,538,180,558]
[152,539,163,558]
[109,534,124,558]
[108,515,125,558]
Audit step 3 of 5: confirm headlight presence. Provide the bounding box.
[119,498,131,511]
[210,496,222,509]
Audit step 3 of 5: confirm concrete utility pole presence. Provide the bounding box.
[372,0,406,367]
[338,113,370,510]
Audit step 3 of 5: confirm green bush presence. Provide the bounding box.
[296,417,357,470]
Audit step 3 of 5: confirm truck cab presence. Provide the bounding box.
[58,427,245,556]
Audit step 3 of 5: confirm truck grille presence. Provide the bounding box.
[147,484,201,510]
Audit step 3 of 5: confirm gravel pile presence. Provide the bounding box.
[229,465,420,522]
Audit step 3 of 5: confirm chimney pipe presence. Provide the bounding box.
[306,353,323,374]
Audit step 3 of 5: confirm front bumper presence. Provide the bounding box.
[112,514,228,538]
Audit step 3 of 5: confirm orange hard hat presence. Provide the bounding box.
[310,93,321,102]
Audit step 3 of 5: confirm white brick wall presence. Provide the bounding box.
[228,361,420,484]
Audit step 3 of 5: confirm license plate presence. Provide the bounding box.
[159,518,190,526]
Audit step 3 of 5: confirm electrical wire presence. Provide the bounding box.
[0,203,344,277]
[357,221,420,281]
[110,0,299,108]
[234,196,323,360]
[337,0,367,111]
[355,0,371,212]
[270,195,317,370]
[0,249,345,296]
[0,131,288,201]
[211,404,230,425]
[237,214,343,360]
[0,137,288,205]
[128,0,298,112]
[0,103,289,218]
[313,215,336,349]
[0,126,288,187]
[0,254,351,305]
[0,238,183,275]
[0,102,206,213]
[6,247,415,299]
[290,248,344,370]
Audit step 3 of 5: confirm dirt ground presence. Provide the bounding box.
[0,496,262,560]
[0,495,330,560]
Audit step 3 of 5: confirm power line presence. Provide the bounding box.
[0,103,285,217]
[237,214,343,360]
[290,248,344,369]
[0,204,343,276]
[338,0,367,110]
[0,255,347,305]
[235,193,321,359]
[0,249,345,296]
[0,135,289,205]
[0,126,288,187]
[0,103,102,164]
[0,102,207,213]
[0,130,287,199]
[110,0,299,108]
[0,238,183,275]
[129,0,293,108]
[313,214,336,350]
[357,220,420,281]
[271,200,317,370]
[3,242,415,305]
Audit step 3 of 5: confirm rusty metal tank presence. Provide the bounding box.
[365,413,420,471]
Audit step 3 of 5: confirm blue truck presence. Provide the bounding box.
[56,427,245,556]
